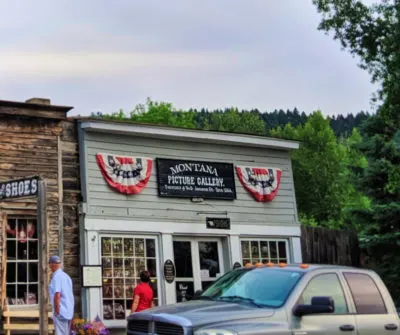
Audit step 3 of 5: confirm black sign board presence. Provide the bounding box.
[156,158,236,200]
[0,176,39,200]
[176,281,194,302]
[206,217,231,230]
[163,259,176,283]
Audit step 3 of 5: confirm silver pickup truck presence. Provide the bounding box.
[127,264,399,335]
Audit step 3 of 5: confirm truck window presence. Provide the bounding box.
[298,273,348,314]
[343,272,387,314]
[202,268,303,308]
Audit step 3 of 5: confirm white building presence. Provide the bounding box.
[77,119,301,329]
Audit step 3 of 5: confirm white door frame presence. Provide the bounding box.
[173,236,225,298]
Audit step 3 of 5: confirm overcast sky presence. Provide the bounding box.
[0,1,377,117]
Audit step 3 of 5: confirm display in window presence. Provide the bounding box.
[146,259,157,277]
[251,241,259,258]
[103,257,112,269]
[102,238,112,255]
[101,236,158,320]
[114,301,126,319]
[113,238,123,256]
[260,241,269,258]
[198,242,219,278]
[124,259,135,277]
[146,239,156,257]
[6,219,36,242]
[123,238,134,256]
[103,302,113,320]
[125,279,135,298]
[270,241,277,260]
[102,267,112,278]
[241,241,250,258]
[241,240,288,266]
[6,217,39,306]
[25,292,37,305]
[114,279,124,298]
[135,258,145,275]
[278,241,287,262]
[135,239,145,257]
[103,280,113,299]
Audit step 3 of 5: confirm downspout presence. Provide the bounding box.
[58,134,64,261]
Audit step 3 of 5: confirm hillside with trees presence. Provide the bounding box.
[95,100,370,139]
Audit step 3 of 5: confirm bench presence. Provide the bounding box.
[2,307,55,335]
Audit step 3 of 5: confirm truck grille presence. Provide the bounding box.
[127,320,185,335]
[155,321,184,335]
[127,319,149,333]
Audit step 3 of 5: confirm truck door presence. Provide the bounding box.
[343,272,400,335]
[291,273,357,335]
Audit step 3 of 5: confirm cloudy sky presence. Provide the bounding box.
[0,1,377,117]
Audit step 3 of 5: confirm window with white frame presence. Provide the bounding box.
[101,236,159,320]
[240,239,288,266]
[6,217,39,306]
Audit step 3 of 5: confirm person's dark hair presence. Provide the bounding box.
[140,270,150,283]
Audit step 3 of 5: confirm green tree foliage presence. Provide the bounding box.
[202,108,266,135]
[270,112,357,227]
[313,0,400,302]
[98,98,197,129]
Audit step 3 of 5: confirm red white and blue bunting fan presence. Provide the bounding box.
[236,166,282,202]
[96,153,153,195]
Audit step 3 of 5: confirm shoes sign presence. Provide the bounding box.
[0,176,39,200]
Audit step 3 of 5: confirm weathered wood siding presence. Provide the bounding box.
[0,109,81,311]
[301,225,360,266]
[83,131,298,226]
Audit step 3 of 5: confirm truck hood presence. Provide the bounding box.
[128,300,276,328]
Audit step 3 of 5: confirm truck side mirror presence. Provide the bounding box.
[293,296,334,317]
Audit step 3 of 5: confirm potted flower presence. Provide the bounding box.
[71,315,110,335]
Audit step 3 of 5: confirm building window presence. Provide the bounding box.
[6,217,39,306]
[101,236,159,320]
[240,239,288,266]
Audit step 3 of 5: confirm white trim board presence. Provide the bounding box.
[80,121,299,150]
[84,218,301,237]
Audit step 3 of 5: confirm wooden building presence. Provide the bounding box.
[0,98,81,313]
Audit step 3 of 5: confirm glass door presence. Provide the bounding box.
[173,237,224,303]
[173,240,195,302]
[198,241,221,291]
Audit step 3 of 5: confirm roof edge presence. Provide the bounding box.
[0,99,73,113]
[79,120,300,150]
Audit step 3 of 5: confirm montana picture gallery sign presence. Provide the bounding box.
[156,158,236,200]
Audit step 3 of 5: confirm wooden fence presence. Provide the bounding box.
[300,225,361,267]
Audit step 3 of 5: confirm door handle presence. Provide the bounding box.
[339,324,355,332]
[385,324,398,331]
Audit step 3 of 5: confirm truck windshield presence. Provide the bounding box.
[201,268,303,308]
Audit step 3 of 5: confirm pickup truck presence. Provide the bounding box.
[127,264,399,335]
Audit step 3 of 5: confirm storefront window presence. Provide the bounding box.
[101,236,158,320]
[6,217,38,306]
[241,239,288,266]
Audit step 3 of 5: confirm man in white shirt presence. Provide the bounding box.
[49,255,74,335]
